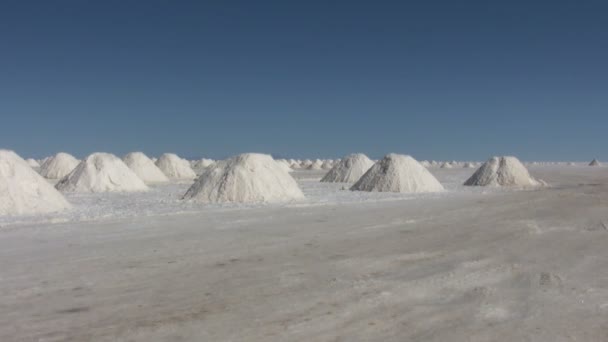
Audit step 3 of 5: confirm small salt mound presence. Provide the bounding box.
[183,153,305,203]
[155,153,197,180]
[589,159,601,166]
[440,162,453,169]
[464,156,541,187]
[321,160,334,170]
[191,158,216,174]
[321,153,374,183]
[351,154,444,193]
[123,152,169,183]
[56,153,149,193]
[463,162,475,168]
[300,159,313,168]
[39,152,79,179]
[307,159,324,170]
[0,150,71,215]
[26,158,40,168]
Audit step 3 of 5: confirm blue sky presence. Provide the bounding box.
[1,1,607,160]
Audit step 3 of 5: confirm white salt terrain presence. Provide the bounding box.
[56,153,149,193]
[2,161,608,341]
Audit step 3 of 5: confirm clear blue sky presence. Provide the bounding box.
[1,1,607,161]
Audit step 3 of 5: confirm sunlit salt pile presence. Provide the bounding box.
[191,158,215,174]
[122,152,169,184]
[464,156,541,187]
[56,153,149,193]
[351,154,444,193]
[0,150,71,215]
[39,152,80,179]
[440,162,453,169]
[321,153,374,183]
[26,158,40,168]
[307,159,324,170]
[183,153,305,203]
[155,153,197,180]
[463,162,475,168]
[589,159,601,166]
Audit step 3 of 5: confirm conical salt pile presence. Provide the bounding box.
[0,150,71,215]
[464,156,541,187]
[589,159,601,166]
[26,158,40,168]
[183,153,305,203]
[155,153,197,180]
[351,154,444,193]
[56,153,149,192]
[39,152,80,179]
[123,152,169,183]
[321,153,374,183]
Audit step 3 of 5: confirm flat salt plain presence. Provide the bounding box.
[1,165,608,341]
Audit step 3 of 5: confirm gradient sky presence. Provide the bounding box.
[1,1,607,161]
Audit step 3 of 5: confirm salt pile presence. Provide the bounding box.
[440,162,453,169]
[155,153,197,180]
[123,152,169,183]
[39,152,79,179]
[56,153,149,192]
[463,162,475,168]
[351,154,444,193]
[307,159,324,170]
[191,158,216,175]
[321,153,374,183]
[26,158,40,168]
[321,160,334,170]
[0,150,71,215]
[589,159,601,166]
[183,153,305,203]
[464,156,541,187]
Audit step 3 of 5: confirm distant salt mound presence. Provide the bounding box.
[589,159,601,166]
[307,159,324,170]
[440,162,453,169]
[155,153,197,180]
[26,158,40,168]
[0,150,71,215]
[320,160,334,170]
[464,156,541,187]
[123,152,169,183]
[321,153,374,183]
[56,153,149,193]
[183,153,305,204]
[191,158,216,175]
[351,154,444,193]
[463,162,475,168]
[39,152,79,179]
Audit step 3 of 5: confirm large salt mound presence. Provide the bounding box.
[464,156,541,187]
[351,154,444,193]
[39,152,79,179]
[156,153,197,180]
[183,153,305,204]
[0,150,71,215]
[589,159,601,166]
[56,153,149,193]
[321,153,374,183]
[123,152,169,183]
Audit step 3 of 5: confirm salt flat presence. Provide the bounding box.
[1,165,608,341]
